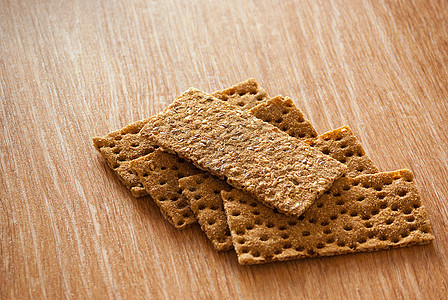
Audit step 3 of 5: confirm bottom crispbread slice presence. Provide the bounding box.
[178,173,234,251]
[131,150,203,229]
[222,170,434,265]
[92,78,269,198]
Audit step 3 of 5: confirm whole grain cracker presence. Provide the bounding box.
[92,117,157,197]
[130,150,203,229]
[176,96,318,248]
[222,170,434,265]
[92,79,269,197]
[250,96,318,139]
[182,125,377,250]
[178,173,234,251]
[141,88,347,216]
[306,126,378,177]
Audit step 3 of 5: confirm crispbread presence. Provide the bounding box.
[178,97,319,248]
[306,126,378,177]
[178,173,233,251]
[222,170,434,265]
[182,125,377,250]
[92,79,269,197]
[92,117,157,197]
[250,96,318,139]
[141,88,347,216]
[130,150,203,229]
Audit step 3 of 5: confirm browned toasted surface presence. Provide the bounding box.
[141,88,347,216]
[130,150,203,229]
[179,173,233,251]
[222,170,434,265]
[250,96,318,139]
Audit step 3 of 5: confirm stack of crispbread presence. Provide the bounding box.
[93,79,434,264]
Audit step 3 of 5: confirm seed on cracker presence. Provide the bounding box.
[222,169,434,265]
[141,88,347,216]
[131,150,203,229]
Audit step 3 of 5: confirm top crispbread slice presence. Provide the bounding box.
[222,170,434,265]
[92,117,157,197]
[92,79,269,197]
[178,97,319,249]
[141,88,347,216]
[181,126,377,250]
[250,96,318,139]
[130,150,203,229]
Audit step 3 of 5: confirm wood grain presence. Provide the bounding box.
[1,0,447,299]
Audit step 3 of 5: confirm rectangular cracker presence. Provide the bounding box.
[130,150,203,229]
[92,78,269,198]
[178,173,234,251]
[222,170,434,265]
[176,97,319,248]
[141,88,347,216]
[181,125,377,250]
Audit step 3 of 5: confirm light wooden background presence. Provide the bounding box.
[1,0,447,299]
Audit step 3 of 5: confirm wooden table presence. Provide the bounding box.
[2,0,447,299]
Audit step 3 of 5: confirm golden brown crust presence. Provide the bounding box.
[141,88,347,216]
[179,174,233,251]
[250,96,318,139]
[222,170,434,265]
[130,150,203,229]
